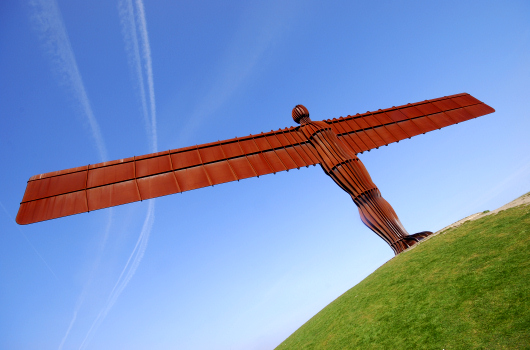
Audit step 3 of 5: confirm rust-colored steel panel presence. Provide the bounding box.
[329,118,353,135]
[444,107,474,123]
[331,118,353,134]
[357,127,380,149]
[384,109,410,122]
[288,130,320,164]
[16,191,87,225]
[451,94,480,107]
[198,145,225,164]
[465,103,495,116]
[87,161,135,188]
[173,166,211,192]
[282,146,305,169]
[331,93,495,154]
[399,106,424,119]
[429,112,454,129]
[29,165,88,181]
[170,149,202,170]
[205,161,238,185]
[273,131,292,147]
[353,116,371,129]
[253,135,273,152]
[371,111,393,124]
[398,119,423,135]
[135,150,171,160]
[264,134,282,149]
[238,138,260,154]
[363,128,387,148]
[339,125,368,151]
[245,153,274,176]
[88,157,135,169]
[369,125,397,145]
[17,92,494,230]
[381,122,408,142]
[22,170,87,202]
[333,128,364,153]
[221,141,244,158]
[362,113,383,128]
[137,172,181,200]
[294,145,315,165]
[136,153,172,178]
[409,114,438,133]
[413,101,442,115]
[261,151,287,173]
[227,157,257,179]
[272,147,298,169]
[87,180,141,211]
[432,98,461,111]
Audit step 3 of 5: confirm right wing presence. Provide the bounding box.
[326,93,495,153]
[16,129,319,225]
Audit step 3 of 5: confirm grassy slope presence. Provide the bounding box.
[277,204,530,349]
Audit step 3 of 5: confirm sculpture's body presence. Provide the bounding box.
[16,93,495,255]
[295,107,429,254]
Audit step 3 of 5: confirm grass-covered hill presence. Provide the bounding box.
[277,197,530,349]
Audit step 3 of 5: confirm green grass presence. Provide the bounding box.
[276,204,530,349]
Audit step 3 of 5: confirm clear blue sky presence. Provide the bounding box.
[1,1,529,349]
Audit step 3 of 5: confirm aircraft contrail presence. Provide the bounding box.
[79,201,155,350]
[0,200,58,281]
[135,0,158,152]
[28,1,115,349]
[79,1,159,348]
[119,0,150,148]
[175,2,282,145]
[31,1,158,347]
[118,0,158,152]
[57,209,113,350]
[30,0,108,162]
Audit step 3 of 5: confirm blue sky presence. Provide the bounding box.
[1,1,529,349]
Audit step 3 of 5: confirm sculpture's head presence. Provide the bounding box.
[292,104,311,124]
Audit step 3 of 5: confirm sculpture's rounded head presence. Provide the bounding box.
[292,104,310,124]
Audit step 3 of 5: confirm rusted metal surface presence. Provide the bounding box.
[297,109,424,254]
[16,92,495,252]
[328,93,494,154]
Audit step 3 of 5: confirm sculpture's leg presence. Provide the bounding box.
[329,160,428,255]
[301,124,432,255]
[353,189,416,254]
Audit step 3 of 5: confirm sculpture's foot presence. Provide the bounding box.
[393,231,434,254]
[392,236,418,254]
[402,235,420,246]
[409,231,434,240]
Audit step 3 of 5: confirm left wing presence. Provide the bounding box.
[16,128,318,225]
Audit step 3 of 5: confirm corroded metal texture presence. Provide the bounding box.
[16,130,319,225]
[17,93,495,254]
[297,111,421,254]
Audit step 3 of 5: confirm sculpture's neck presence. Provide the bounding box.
[298,116,312,125]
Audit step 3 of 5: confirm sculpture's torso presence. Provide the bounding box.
[298,120,378,200]
[298,120,414,254]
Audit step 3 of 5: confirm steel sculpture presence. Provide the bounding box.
[16,93,495,254]
[294,105,431,254]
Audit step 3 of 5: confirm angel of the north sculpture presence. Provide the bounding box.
[16,93,494,254]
